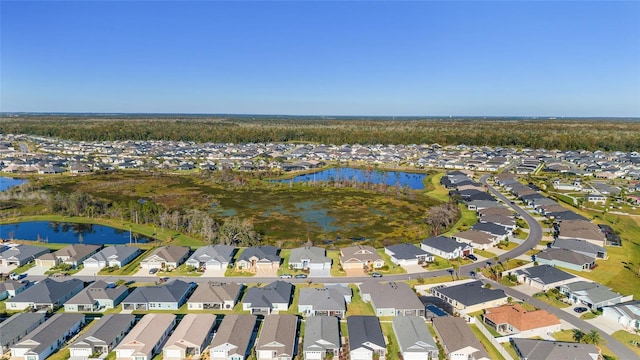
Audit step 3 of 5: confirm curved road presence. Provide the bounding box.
[26,176,638,358]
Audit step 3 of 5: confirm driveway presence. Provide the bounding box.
[202,268,226,277]
[0,264,17,274]
[586,316,625,335]
[309,268,331,277]
[74,266,100,276]
[344,268,366,276]
[255,268,278,277]
[24,265,50,276]
[401,264,425,274]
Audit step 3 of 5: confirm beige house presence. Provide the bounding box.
[339,245,384,270]
[139,246,190,270]
[256,315,298,360]
[115,314,176,360]
[162,314,216,360]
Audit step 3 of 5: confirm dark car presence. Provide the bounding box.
[574,306,588,313]
[465,254,478,261]
[148,268,159,274]
[371,272,383,278]
[294,274,307,279]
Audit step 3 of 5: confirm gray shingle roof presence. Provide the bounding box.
[8,278,84,305]
[209,314,257,357]
[0,244,49,264]
[187,281,241,304]
[432,317,489,358]
[434,280,506,306]
[385,244,429,260]
[122,279,193,304]
[515,264,576,285]
[537,248,595,266]
[552,238,606,257]
[289,246,330,265]
[255,315,298,357]
[71,314,135,349]
[511,338,599,359]
[84,245,140,265]
[303,316,340,353]
[12,313,85,355]
[471,222,509,236]
[392,316,437,354]
[347,316,385,351]
[238,246,280,262]
[421,236,467,253]
[185,245,235,266]
[0,312,46,349]
[298,287,346,312]
[243,280,292,308]
[359,281,423,310]
[65,280,128,305]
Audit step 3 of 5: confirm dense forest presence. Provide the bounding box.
[1,116,639,151]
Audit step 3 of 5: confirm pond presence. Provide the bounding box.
[278,168,427,189]
[0,221,150,244]
[0,177,26,192]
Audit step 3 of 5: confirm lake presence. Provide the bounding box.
[0,221,150,244]
[278,168,427,189]
[0,177,26,191]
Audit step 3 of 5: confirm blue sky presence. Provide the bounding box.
[2,1,639,116]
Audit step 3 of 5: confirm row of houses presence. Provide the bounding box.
[0,310,440,360]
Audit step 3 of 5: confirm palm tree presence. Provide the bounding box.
[583,330,603,347]
[572,329,586,343]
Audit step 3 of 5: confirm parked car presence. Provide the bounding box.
[294,274,307,279]
[371,272,383,278]
[465,254,478,261]
[574,306,588,313]
[279,274,292,279]
[9,272,24,281]
[148,268,159,274]
[158,277,169,283]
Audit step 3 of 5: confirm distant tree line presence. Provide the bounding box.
[1,116,639,151]
[43,191,261,246]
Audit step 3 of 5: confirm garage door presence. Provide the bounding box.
[308,263,325,270]
[164,349,182,360]
[84,262,101,268]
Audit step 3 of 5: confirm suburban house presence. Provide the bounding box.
[35,244,102,268]
[242,280,293,314]
[303,316,340,360]
[384,243,433,266]
[209,314,258,360]
[430,280,508,314]
[479,214,516,231]
[184,245,235,270]
[187,281,242,310]
[347,316,386,360]
[432,317,490,360]
[511,264,577,291]
[0,313,46,354]
[451,230,498,250]
[82,245,141,269]
[10,313,85,360]
[255,314,298,360]
[420,236,472,260]
[556,219,606,246]
[510,338,600,360]
[392,316,439,360]
[139,246,190,271]
[162,314,217,360]
[535,248,596,271]
[359,281,424,317]
[5,278,85,311]
[288,246,332,271]
[115,314,176,360]
[471,222,510,241]
[602,300,640,332]
[0,244,49,267]
[235,246,281,272]
[339,245,385,270]
[482,304,561,337]
[121,279,195,311]
[0,279,29,300]
[551,238,607,259]
[69,314,135,360]
[64,280,129,312]
[558,281,631,310]
[298,286,351,318]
